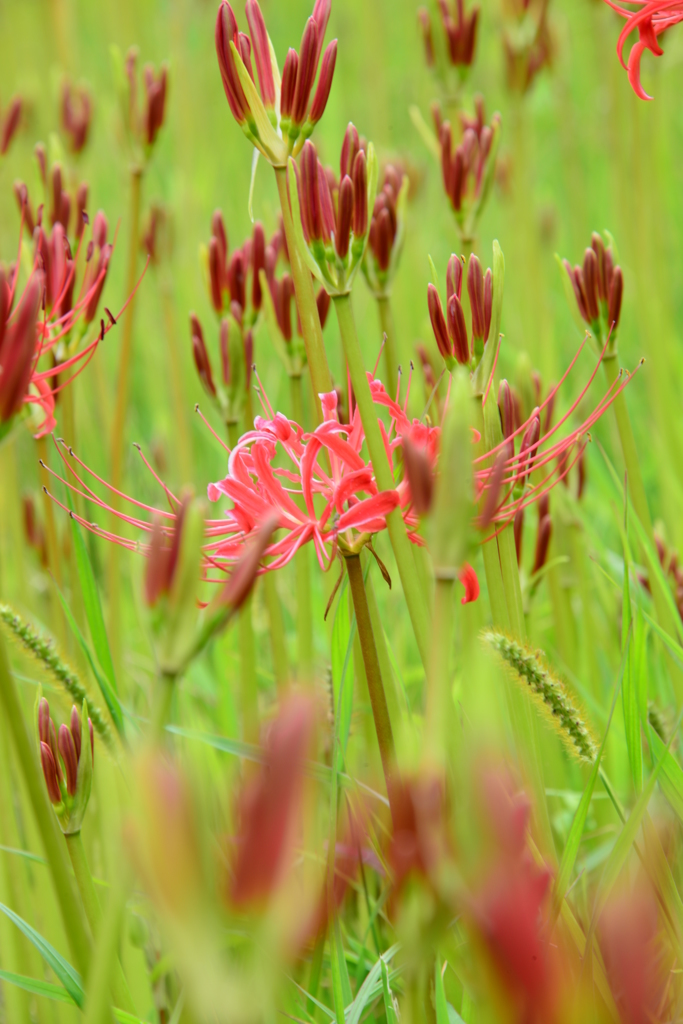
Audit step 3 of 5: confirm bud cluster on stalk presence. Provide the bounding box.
[0,94,22,156]
[37,697,94,834]
[362,163,409,298]
[113,47,168,162]
[417,0,479,75]
[434,96,500,243]
[289,124,378,296]
[562,231,624,349]
[61,80,93,154]
[503,0,553,95]
[215,0,337,166]
[428,252,492,371]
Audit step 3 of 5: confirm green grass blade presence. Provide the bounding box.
[331,915,352,1023]
[551,631,628,925]
[54,581,124,736]
[0,968,76,1006]
[331,578,355,769]
[435,957,449,1024]
[380,958,399,1024]
[346,944,401,1024]
[67,494,118,695]
[648,727,683,823]
[0,903,84,1007]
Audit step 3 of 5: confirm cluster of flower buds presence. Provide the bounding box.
[262,221,331,371]
[417,0,479,73]
[562,232,624,348]
[16,146,91,244]
[118,48,168,159]
[0,95,22,156]
[289,125,378,296]
[215,0,336,166]
[428,253,492,370]
[204,211,269,329]
[503,0,553,94]
[38,697,94,834]
[61,80,93,154]
[190,309,251,428]
[654,534,683,623]
[434,96,500,242]
[362,163,408,298]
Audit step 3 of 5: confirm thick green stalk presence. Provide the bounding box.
[65,831,135,1014]
[333,294,430,669]
[262,573,288,692]
[376,295,398,392]
[228,421,260,739]
[108,165,143,668]
[274,166,333,423]
[344,554,397,820]
[365,567,408,729]
[83,864,132,1024]
[603,354,683,702]
[0,630,91,976]
[290,374,313,681]
[425,578,454,770]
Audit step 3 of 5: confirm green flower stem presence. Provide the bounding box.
[364,565,408,728]
[228,421,260,739]
[36,436,66,643]
[376,295,398,393]
[108,165,143,672]
[83,862,133,1024]
[65,831,135,1015]
[473,401,510,631]
[333,294,430,670]
[425,577,454,769]
[344,554,397,820]
[290,374,313,682]
[603,353,683,702]
[0,725,32,1022]
[274,166,333,424]
[0,630,92,976]
[152,671,177,741]
[158,270,193,483]
[262,573,288,693]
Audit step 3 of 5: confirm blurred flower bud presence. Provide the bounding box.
[0,96,22,155]
[402,435,434,515]
[61,81,93,154]
[36,698,94,833]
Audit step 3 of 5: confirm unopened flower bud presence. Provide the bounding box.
[58,724,78,797]
[446,254,463,302]
[532,514,552,575]
[417,8,435,67]
[292,18,319,126]
[467,254,485,341]
[309,39,337,124]
[13,181,35,236]
[251,222,265,310]
[246,0,276,108]
[428,284,450,362]
[336,175,353,259]
[70,705,82,761]
[280,49,298,119]
[591,232,606,300]
[608,266,623,332]
[190,313,216,398]
[518,412,541,486]
[208,238,224,312]
[582,247,600,323]
[402,435,434,515]
[340,123,360,179]
[514,507,524,565]
[300,140,322,242]
[221,512,279,610]
[1,97,22,156]
[352,150,367,237]
[316,287,331,329]
[215,2,251,124]
[447,294,469,365]
[0,274,42,424]
[40,743,62,804]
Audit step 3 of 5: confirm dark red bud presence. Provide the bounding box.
[75,182,89,242]
[227,250,246,312]
[40,743,62,804]
[190,313,216,398]
[50,164,63,228]
[417,8,435,67]
[577,448,586,500]
[13,181,35,236]
[317,161,336,244]
[402,435,434,515]
[446,254,463,302]
[208,238,224,313]
[70,705,82,763]
[0,274,41,423]
[374,207,393,272]
[467,254,485,340]
[212,209,228,270]
[58,723,78,797]
[591,232,606,300]
[514,507,524,566]
[1,97,22,156]
[246,0,276,107]
[447,294,469,365]
[582,247,600,323]
[280,49,298,119]
[340,122,360,179]
[532,514,552,575]
[309,39,337,124]
[222,512,279,610]
[292,18,319,125]
[352,149,367,237]
[428,284,450,361]
[38,697,51,745]
[483,268,492,343]
[608,266,623,331]
[336,175,353,259]
[252,222,265,310]
[316,287,331,330]
[215,2,251,124]
[519,412,541,485]
[301,141,322,242]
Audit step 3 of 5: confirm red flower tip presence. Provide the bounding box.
[40,742,62,804]
[245,0,276,108]
[458,563,479,604]
[58,723,78,797]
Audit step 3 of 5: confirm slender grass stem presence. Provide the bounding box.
[158,270,193,483]
[274,166,333,424]
[82,863,133,1024]
[603,353,683,702]
[0,630,91,976]
[65,831,135,1014]
[344,554,397,820]
[376,295,398,393]
[108,165,143,669]
[333,294,430,670]
[262,573,288,693]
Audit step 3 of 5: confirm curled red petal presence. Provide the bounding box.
[459,563,479,604]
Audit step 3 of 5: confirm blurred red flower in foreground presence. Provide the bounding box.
[600,887,666,1024]
[604,1,683,99]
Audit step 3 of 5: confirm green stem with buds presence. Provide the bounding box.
[65,831,135,1014]
[0,630,91,976]
[108,165,143,672]
[228,422,260,742]
[603,354,683,703]
[376,295,398,393]
[344,554,397,820]
[290,373,313,682]
[274,166,333,424]
[333,293,430,670]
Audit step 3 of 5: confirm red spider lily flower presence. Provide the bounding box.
[215,0,337,164]
[203,213,269,327]
[61,81,93,154]
[0,95,22,156]
[229,693,314,907]
[603,1,683,99]
[435,96,500,241]
[0,208,144,439]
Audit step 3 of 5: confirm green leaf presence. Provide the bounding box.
[0,969,75,1006]
[54,582,124,737]
[447,1006,466,1024]
[648,727,683,824]
[346,944,401,1024]
[551,635,628,925]
[67,497,118,697]
[434,957,449,1024]
[330,914,352,1024]
[380,958,399,1024]
[0,904,84,1007]
[620,524,642,791]
[331,578,355,770]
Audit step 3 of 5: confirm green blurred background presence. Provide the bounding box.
[2,0,683,701]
